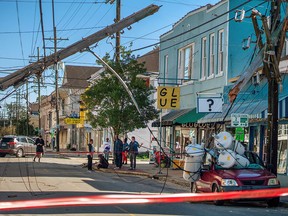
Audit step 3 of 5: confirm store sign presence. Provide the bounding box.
[231,113,249,127]
[64,118,81,125]
[157,86,180,109]
[197,97,222,113]
[235,127,245,141]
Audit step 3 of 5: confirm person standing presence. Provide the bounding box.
[113,135,123,169]
[128,136,142,170]
[122,137,129,165]
[33,135,45,162]
[87,139,94,172]
[102,138,111,162]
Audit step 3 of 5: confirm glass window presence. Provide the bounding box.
[164,55,168,83]
[218,29,224,74]
[201,37,207,79]
[178,43,194,81]
[209,33,215,77]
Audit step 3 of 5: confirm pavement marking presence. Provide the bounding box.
[114,205,135,216]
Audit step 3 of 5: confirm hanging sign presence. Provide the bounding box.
[197,97,222,113]
[231,113,249,127]
[157,86,180,109]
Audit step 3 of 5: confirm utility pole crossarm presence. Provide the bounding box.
[0,4,160,91]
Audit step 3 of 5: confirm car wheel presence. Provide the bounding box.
[267,197,280,207]
[191,182,198,193]
[212,184,224,206]
[0,153,6,157]
[16,148,24,158]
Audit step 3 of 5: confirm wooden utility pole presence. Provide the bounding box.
[230,1,287,175]
[116,0,121,62]
[52,0,60,152]
[266,0,282,176]
[26,81,29,136]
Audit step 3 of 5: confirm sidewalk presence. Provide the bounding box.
[95,160,288,207]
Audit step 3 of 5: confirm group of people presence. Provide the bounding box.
[86,135,142,171]
[110,135,142,170]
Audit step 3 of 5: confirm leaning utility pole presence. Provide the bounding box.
[0,4,160,91]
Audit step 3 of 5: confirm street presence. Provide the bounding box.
[0,156,287,216]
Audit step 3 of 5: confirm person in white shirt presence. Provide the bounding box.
[103,138,111,161]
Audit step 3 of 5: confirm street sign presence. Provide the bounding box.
[231,113,249,127]
[64,118,81,125]
[197,97,222,113]
[157,86,180,109]
[235,127,245,142]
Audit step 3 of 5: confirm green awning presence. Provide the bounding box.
[151,109,192,127]
[174,108,206,124]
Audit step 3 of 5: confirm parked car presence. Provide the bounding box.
[0,135,36,157]
[191,151,280,207]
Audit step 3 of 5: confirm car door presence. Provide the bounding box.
[18,136,29,155]
[197,153,216,192]
[27,137,36,155]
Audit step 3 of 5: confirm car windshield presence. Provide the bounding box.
[215,163,265,170]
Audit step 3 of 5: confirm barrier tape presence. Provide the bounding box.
[0,188,287,211]
[0,150,104,155]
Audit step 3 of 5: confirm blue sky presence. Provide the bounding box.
[0,0,219,105]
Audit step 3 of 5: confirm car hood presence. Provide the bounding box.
[216,168,275,179]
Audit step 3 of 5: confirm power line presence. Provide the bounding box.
[15,0,26,66]
[131,1,266,53]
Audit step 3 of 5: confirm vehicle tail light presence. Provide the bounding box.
[8,142,16,148]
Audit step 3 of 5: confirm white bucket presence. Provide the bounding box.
[214,131,233,150]
[183,155,203,182]
[234,141,245,155]
[183,144,204,182]
[185,144,205,156]
[217,149,236,168]
[234,154,250,168]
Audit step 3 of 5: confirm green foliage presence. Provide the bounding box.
[2,103,35,136]
[82,46,158,135]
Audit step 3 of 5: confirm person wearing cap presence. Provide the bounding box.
[128,136,142,170]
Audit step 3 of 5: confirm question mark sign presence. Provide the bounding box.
[207,99,214,111]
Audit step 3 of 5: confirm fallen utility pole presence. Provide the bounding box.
[0,4,160,91]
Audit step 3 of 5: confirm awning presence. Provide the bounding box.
[198,99,268,124]
[174,108,206,124]
[152,109,192,127]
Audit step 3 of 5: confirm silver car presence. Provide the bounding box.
[0,135,35,157]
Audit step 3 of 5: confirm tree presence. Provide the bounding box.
[82,46,158,136]
[3,103,35,135]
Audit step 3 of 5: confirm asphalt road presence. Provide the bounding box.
[0,156,287,216]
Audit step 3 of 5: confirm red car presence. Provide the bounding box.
[191,151,280,207]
